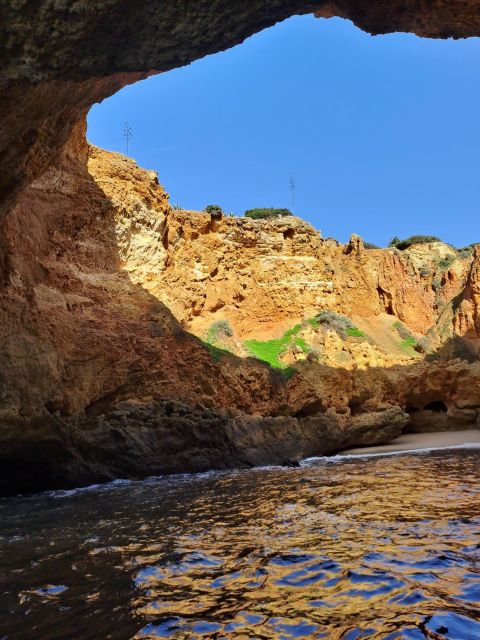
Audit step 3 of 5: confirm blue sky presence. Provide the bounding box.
[87,16,480,247]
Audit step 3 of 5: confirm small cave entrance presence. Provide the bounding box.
[423,400,448,413]
[283,228,295,241]
[377,286,394,315]
[348,400,364,417]
[404,399,450,433]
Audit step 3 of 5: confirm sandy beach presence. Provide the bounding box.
[341,429,480,456]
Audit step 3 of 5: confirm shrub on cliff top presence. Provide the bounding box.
[204,204,223,214]
[388,235,442,250]
[457,243,477,258]
[244,208,293,220]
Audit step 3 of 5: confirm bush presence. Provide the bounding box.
[388,236,401,248]
[204,204,223,214]
[311,310,364,339]
[244,208,293,220]
[389,235,442,251]
[438,256,455,270]
[457,244,477,258]
[364,242,380,250]
[206,320,233,345]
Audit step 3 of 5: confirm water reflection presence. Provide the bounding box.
[1,450,480,639]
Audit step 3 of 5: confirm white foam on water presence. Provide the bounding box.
[9,441,480,501]
[301,442,480,465]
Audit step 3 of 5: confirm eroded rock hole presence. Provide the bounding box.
[377,286,394,315]
[424,400,448,412]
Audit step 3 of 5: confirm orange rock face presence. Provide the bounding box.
[92,146,474,353]
[0,143,478,493]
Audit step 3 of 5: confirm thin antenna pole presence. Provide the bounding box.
[289,176,296,210]
[123,121,133,155]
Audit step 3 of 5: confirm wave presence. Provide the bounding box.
[302,441,480,465]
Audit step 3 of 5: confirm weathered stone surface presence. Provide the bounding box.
[0,398,409,494]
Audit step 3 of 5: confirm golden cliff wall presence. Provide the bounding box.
[0,141,479,493]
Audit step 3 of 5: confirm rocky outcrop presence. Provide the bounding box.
[454,247,480,350]
[0,397,409,494]
[94,145,473,347]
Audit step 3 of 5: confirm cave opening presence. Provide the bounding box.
[87,14,480,250]
[424,400,448,413]
[80,11,480,375]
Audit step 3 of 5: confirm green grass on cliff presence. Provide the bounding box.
[346,327,366,338]
[244,324,304,369]
[400,336,418,353]
[393,321,418,355]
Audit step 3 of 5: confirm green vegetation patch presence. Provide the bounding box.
[393,321,419,354]
[244,323,304,369]
[245,336,291,369]
[346,327,366,338]
[244,208,293,220]
[401,336,417,349]
[389,235,442,250]
[294,337,310,353]
[438,255,456,271]
[311,310,366,339]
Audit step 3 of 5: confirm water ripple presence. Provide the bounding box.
[1,449,480,638]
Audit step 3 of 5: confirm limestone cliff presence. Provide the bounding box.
[0,143,478,493]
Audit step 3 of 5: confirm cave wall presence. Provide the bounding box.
[2,0,480,492]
